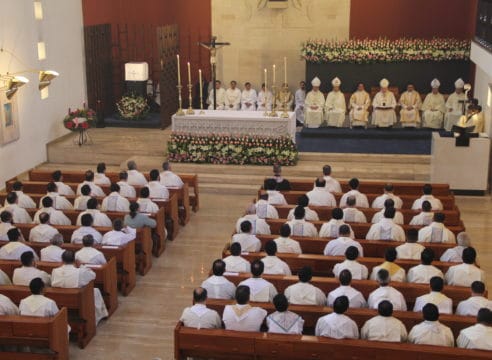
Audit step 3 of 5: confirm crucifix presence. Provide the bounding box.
[198,36,230,110]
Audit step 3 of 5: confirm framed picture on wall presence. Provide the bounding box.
[0,92,20,145]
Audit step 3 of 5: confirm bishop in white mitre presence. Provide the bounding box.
[444,78,467,130]
[225,80,242,110]
[324,77,346,127]
[207,80,226,110]
[422,79,446,129]
[349,83,371,128]
[241,82,257,111]
[399,83,422,128]
[257,84,273,112]
[294,81,306,124]
[304,77,325,128]
[372,78,397,127]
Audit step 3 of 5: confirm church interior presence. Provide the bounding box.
[1,0,492,359]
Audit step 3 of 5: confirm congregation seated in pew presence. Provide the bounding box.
[263,164,291,191]
[159,161,184,189]
[74,184,92,210]
[75,234,107,265]
[264,179,287,206]
[255,193,279,219]
[315,295,359,339]
[418,212,456,243]
[396,228,425,260]
[457,308,492,350]
[412,184,444,211]
[52,170,75,196]
[94,162,111,186]
[441,232,471,262]
[406,248,444,284]
[126,160,147,186]
[34,196,71,226]
[408,303,454,347]
[333,246,368,280]
[101,183,130,212]
[29,212,59,243]
[223,242,250,273]
[366,207,405,242]
[369,248,406,282]
[328,269,367,308]
[124,201,157,229]
[409,200,434,225]
[117,171,136,198]
[77,198,111,227]
[273,224,302,254]
[39,182,73,210]
[321,164,342,193]
[136,187,159,213]
[235,203,271,235]
[266,293,304,334]
[371,183,403,209]
[13,251,51,286]
[0,228,37,260]
[0,192,33,224]
[445,247,486,286]
[343,196,367,223]
[307,178,336,207]
[319,207,354,238]
[148,169,169,200]
[201,259,236,300]
[19,278,60,318]
[340,178,369,208]
[413,276,452,314]
[323,224,363,256]
[287,195,319,221]
[0,211,14,240]
[261,240,291,276]
[179,287,222,329]
[286,206,318,237]
[456,281,492,317]
[238,260,277,302]
[232,220,261,252]
[76,170,104,197]
[6,181,36,209]
[371,198,404,224]
[101,219,136,246]
[367,269,407,311]
[71,213,103,244]
[40,233,64,262]
[361,300,408,342]
[284,266,326,306]
[222,285,267,332]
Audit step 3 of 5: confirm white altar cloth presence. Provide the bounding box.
[171,110,297,142]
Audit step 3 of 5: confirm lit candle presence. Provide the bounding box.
[187,62,191,85]
[177,55,181,84]
[284,57,287,85]
[264,68,267,91]
[199,69,203,107]
[272,64,276,85]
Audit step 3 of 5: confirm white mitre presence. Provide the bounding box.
[331,77,341,87]
[311,77,321,87]
[380,78,389,88]
[454,78,464,89]
[431,78,440,88]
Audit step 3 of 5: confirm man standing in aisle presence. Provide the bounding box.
[304,77,325,128]
[225,80,242,110]
[325,77,346,127]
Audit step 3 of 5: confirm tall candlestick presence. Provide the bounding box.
[187,62,191,84]
[284,57,287,84]
[199,69,204,114]
[177,55,181,84]
[273,64,276,85]
[264,68,267,90]
[263,68,268,117]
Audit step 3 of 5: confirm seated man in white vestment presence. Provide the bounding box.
[225,80,242,110]
[371,183,403,209]
[367,269,407,311]
[275,83,294,112]
[179,287,222,329]
[457,308,492,350]
[222,285,267,332]
[223,242,251,273]
[94,162,111,186]
[34,197,71,226]
[29,212,60,243]
[101,183,130,212]
[304,77,325,128]
[75,234,107,265]
[8,181,36,209]
[136,187,159,214]
[159,161,184,189]
[0,228,38,261]
[40,233,65,262]
[456,281,492,317]
[372,78,397,128]
[333,246,368,280]
[207,80,226,110]
[315,295,359,339]
[361,300,408,342]
[395,228,425,260]
[323,225,363,256]
[19,278,59,318]
[306,178,336,207]
[235,204,271,235]
[444,78,467,131]
[413,276,452,314]
[76,198,111,227]
[321,164,342,193]
[126,160,147,186]
[0,211,15,240]
[319,208,354,239]
[266,293,304,334]
[255,194,279,219]
[324,77,346,127]
[327,269,367,308]
[238,260,278,302]
[51,170,75,196]
[349,83,371,128]
[406,248,444,284]
[147,169,169,200]
[73,184,92,211]
[0,192,33,224]
[418,212,456,244]
[366,208,405,242]
[370,248,406,283]
[284,266,326,306]
[339,178,369,208]
[342,196,367,223]
[440,232,471,263]
[264,179,287,205]
[371,199,404,225]
[201,259,236,300]
[257,83,273,112]
[411,183,443,211]
[261,240,291,276]
[71,214,103,244]
[232,221,261,252]
[0,293,19,315]
[409,200,434,226]
[52,250,108,324]
[240,82,257,111]
[286,207,318,237]
[445,247,486,287]
[117,171,137,198]
[422,78,446,129]
[408,303,454,347]
[102,219,136,246]
[0,265,11,285]
[399,83,422,128]
[294,81,306,126]
[287,195,318,222]
[76,170,105,197]
[273,224,302,254]
[13,251,51,286]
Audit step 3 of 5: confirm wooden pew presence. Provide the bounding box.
[174,322,491,360]
[0,283,96,349]
[0,258,118,317]
[0,307,69,360]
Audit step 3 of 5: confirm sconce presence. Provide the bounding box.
[4,76,29,100]
[39,70,59,90]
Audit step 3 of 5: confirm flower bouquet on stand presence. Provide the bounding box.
[63,103,96,146]
[116,93,150,121]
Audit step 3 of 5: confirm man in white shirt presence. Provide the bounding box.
[371,184,403,209]
[287,195,318,222]
[267,293,304,334]
[284,266,326,306]
[126,160,147,186]
[408,303,454,347]
[136,187,159,214]
[445,247,485,287]
[371,199,404,225]
[29,212,60,243]
[413,276,452,314]
[8,181,36,209]
[76,198,112,227]
[304,77,325,128]
[294,81,306,126]
[0,293,19,315]
[232,221,261,252]
[319,208,354,239]
[179,287,222,329]
[407,248,444,284]
[339,178,369,208]
[240,82,257,111]
[286,207,318,237]
[315,295,359,339]
[457,308,492,350]
[361,300,408,342]
[224,80,242,110]
[201,259,236,299]
[255,194,279,219]
[73,184,92,211]
[333,246,368,280]
[207,80,226,110]
[370,248,406,283]
[40,233,65,262]
[418,212,456,244]
[399,83,422,128]
[323,225,363,256]
[51,170,75,196]
[257,83,273,112]
[264,179,287,205]
[409,200,434,226]
[395,228,425,260]
[411,184,443,211]
[307,178,336,207]
[101,219,136,246]
[0,211,15,240]
[94,162,111,185]
[327,269,367,308]
[372,78,397,128]
[117,171,137,198]
[101,183,130,212]
[444,78,467,131]
[261,240,291,276]
[222,285,267,332]
[41,181,75,210]
[223,242,251,273]
[75,235,107,265]
[76,170,105,197]
[236,204,271,235]
[0,228,38,261]
[159,161,184,189]
[274,224,302,254]
[238,260,278,302]
[19,278,59,318]
[147,169,169,200]
[34,197,71,226]
[456,281,492,316]
[367,269,407,311]
[440,232,471,263]
[0,192,33,224]
[324,77,346,127]
[321,165,342,193]
[366,208,405,242]
[13,251,51,286]
[71,214,103,244]
[422,78,446,129]
[342,196,367,223]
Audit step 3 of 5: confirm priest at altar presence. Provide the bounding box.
[399,83,422,128]
[324,77,347,127]
[257,84,273,112]
[275,83,294,112]
[349,83,371,128]
[207,80,226,110]
[444,78,466,131]
[225,81,242,110]
[304,77,325,128]
[372,78,397,128]
[422,79,446,129]
[241,82,257,111]
[294,81,306,125]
